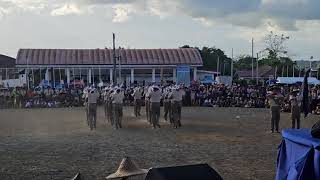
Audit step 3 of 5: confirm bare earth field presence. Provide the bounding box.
[0,107,319,180]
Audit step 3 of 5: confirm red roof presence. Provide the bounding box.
[16,48,202,66]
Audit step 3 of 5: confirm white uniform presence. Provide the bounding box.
[111,90,124,129]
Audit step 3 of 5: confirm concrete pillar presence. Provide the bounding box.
[45,68,50,81]
[88,69,92,84]
[0,69,2,84]
[109,69,113,84]
[152,68,156,82]
[5,68,8,80]
[160,68,163,81]
[131,68,134,83]
[65,68,70,84]
[173,68,176,83]
[193,67,198,81]
[39,68,42,82]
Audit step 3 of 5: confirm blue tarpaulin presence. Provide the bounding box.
[276,77,320,85]
[200,75,217,84]
[276,129,320,180]
[176,66,191,86]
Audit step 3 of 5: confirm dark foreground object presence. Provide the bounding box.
[145,164,223,180]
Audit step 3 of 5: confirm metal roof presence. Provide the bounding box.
[0,54,15,68]
[16,48,202,66]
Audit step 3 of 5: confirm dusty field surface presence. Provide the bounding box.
[0,107,319,180]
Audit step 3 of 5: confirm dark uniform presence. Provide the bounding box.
[290,91,302,129]
[268,89,284,133]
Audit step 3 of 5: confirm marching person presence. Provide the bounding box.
[106,88,114,125]
[147,85,162,129]
[144,85,152,124]
[87,88,99,130]
[82,87,90,126]
[132,86,142,117]
[111,87,124,129]
[170,85,183,128]
[103,88,109,117]
[267,86,284,133]
[163,87,172,123]
[289,89,302,129]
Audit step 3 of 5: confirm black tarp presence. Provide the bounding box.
[144,164,223,180]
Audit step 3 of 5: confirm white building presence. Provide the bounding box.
[15,48,203,87]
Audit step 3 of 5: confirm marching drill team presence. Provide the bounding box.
[82,84,184,130]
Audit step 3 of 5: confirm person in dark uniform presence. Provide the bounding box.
[290,89,302,129]
[267,86,284,133]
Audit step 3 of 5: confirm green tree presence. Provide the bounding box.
[181,45,233,75]
[264,31,290,77]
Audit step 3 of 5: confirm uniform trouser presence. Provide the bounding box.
[146,100,151,123]
[151,102,160,128]
[291,106,301,129]
[164,101,171,121]
[172,101,182,127]
[271,106,280,132]
[88,103,97,130]
[85,103,89,126]
[113,103,123,129]
[107,101,113,125]
[104,102,107,117]
[134,99,142,117]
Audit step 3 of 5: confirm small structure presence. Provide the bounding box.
[0,54,16,82]
[235,65,275,81]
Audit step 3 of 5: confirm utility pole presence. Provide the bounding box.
[293,63,295,77]
[251,38,254,80]
[231,48,234,83]
[112,33,117,84]
[217,55,220,78]
[256,53,259,85]
[118,47,122,83]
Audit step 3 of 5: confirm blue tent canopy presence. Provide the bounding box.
[200,76,217,84]
[276,77,320,85]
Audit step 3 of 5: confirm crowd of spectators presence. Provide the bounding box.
[1,83,320,114]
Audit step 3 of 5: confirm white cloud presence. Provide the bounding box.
[51,3,82,16]
[111,4,135,23]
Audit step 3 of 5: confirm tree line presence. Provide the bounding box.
[181,31,315,78]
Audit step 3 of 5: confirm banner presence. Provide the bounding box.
[176,66,191,86]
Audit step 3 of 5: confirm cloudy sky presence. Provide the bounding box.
[0,0,319,60]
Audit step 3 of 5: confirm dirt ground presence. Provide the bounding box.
[0,107,319,180]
